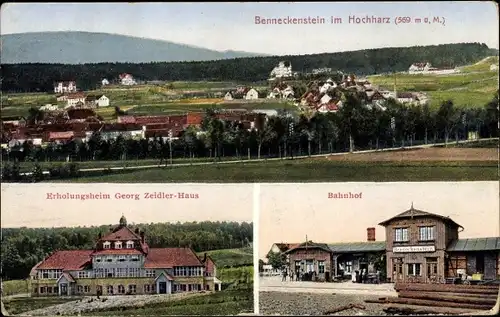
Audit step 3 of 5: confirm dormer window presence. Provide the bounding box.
[103,241,111,249]
[115,241,122,249]
[126,241,135,249]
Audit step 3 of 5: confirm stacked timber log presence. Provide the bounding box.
[365,283,499,315]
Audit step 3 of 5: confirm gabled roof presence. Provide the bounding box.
[378,205,462,229]
[155,271,174,281]
[57,272,75,283]
[328,241,386,253]
[285,241,331,254]
[100,225,142,241]
[447,237,500,252]
[36,250,93,270]
[273,243,301,253]
[144,248,204,268]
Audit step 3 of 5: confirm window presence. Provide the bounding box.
[345,261,352,274]
[393,258,403,275]
[318,261,325,274]
[426,258,438,276]
[106,256,113,262]
[42,271,49,279]
[47,287,53,294]
[118,285,125,294]
[151,284,156,293]
[40,287,46,294]
[130,255,139,262]
[144,285,150,293]
[126,241,135,249]
[115,241,122,249]
[95,257,102,263]
[407,263,421,276]
[84,285,91,293]
[78,271,87,279]
[146,270,156,277]
[394,228,409,242]
[128,285,136,294]
[419,226,435,241]
[306,260,314,272]
[54,287,58,293]
[118,256,126,262]
[103,241,111,249]
[107,285,114,294]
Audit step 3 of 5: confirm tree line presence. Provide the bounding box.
[1,221,253,280]
[1,89,498,182]
[1,43,495,92]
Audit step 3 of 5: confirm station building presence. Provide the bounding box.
[29,216,221,296]
[281,205,500,283]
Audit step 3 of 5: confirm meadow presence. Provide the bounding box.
[367,59,498,109]
[2,297,84,315]
[198,247,254,268]
[51,158,498,183]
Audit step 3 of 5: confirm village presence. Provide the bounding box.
[1,60,445,149]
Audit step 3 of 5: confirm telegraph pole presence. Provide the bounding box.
[168,129,173,165]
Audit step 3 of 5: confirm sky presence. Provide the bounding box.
[1,2,498,55]
[1,183,253,228]
[259,182,500,259]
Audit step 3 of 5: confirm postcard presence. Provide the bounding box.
[1,183,254,316]
[258,182,500,315]
[0,2,498,184]
[1,1,499,317]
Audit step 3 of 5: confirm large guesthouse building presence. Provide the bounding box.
[29,216,221,296]
[279,205,499,284]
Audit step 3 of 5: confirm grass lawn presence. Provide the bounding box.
[1,156,251,173]
[1,279,29,296]
[3,296,83,315]
[218,266,254,284]
[460,56,499,73]
[47,159,498,183]
[81,288,253,316]
[368,68,499,109]
[198,247,253,268]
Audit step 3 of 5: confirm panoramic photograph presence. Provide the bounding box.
[258,182,500,316]
[0,2,498,183]
[1,184,254,316]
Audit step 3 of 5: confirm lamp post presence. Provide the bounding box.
[168,129,173,165]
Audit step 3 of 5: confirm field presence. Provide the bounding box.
[1,279,29,296]
[368,58,498,109]
[49,147,498,183]
[3,297,83,315]
[198,247,253,268]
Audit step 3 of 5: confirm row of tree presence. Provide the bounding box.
[1,221,253,280]
[2,90,498,173]
[1,43,495,92]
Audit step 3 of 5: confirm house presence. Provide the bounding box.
[86,95,110,108]
[245,88,259,100]
[224,92,234,101]
[397,92,417,104]
[66,93,87,108]
[282,205,500,284]
[319,79,337,94]
[40,104,59,112]
[28,216,222,297]
[102,79,110,86]
[269,61,293,79]
[312,68,333,75]
[317,100,340,114]
[119,73,137,86]
[54,81,77,94]
[408,62,432,73]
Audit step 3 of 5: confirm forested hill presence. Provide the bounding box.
[0,31,266,64]
[2,42,497,92]
[1,221,253,280]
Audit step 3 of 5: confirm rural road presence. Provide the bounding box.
[19,137,498,177]
[259,276,397,297]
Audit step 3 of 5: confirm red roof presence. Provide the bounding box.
[48,131,74,140]
[66,92,86,99]
[204,256,216,275]
[92,249,143,256]
[37,250,93,270]
[118,116,137,124]
[144,248,203,268]
[100,226,141,241]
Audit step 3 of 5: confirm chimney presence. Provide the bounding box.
[140,231,145,243]
[367,227,376,241]
[203,253,207,263]
[98,232,102,239]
